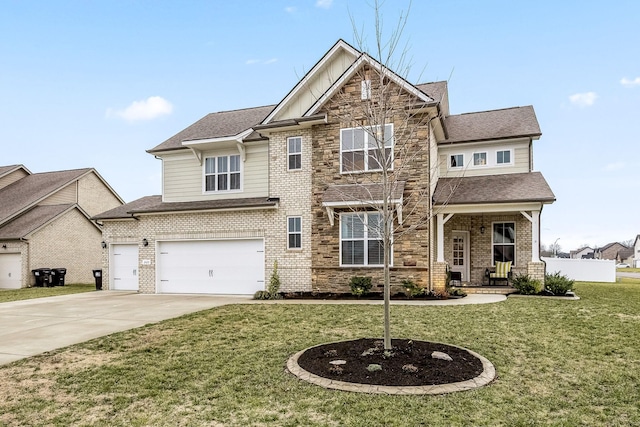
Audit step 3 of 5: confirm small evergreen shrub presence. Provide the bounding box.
[267,260,282,299]
[512,274,543,295]
[349,276,373,296]
[253,290,271,300]
[402,279,425,298]
[545,271,574,295]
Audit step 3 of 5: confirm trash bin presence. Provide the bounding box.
[51,268,67,286]
[92,269,103,290]
[32,268,52,287]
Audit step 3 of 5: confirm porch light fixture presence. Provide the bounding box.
[101,241,107,249]
[2,244,6,249]
[480,225,485,234]
[142,238,149,247]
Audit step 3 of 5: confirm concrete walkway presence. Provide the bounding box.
[0,291,505,366]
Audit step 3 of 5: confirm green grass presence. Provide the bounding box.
[1,280,640,426]
[618,267,640,273]
[0,283,95,303]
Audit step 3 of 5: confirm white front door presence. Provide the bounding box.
[451,231,470,282]
[0,253,22,289]
[111,244,139,291]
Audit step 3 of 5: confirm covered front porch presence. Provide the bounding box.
[431,172,556,290]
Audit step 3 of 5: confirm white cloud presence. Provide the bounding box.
[620,77,640,87]
[264,58,278,64]
[569,92,598,107]
[316,0,333,9]
[245,59,260,65]
[284,6,296,13]
[107,96,173,122]
[603,162,625,172]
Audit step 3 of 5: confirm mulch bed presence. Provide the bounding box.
[280,292,463,300]
[296,338,484,386]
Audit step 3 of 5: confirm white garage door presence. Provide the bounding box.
[0,253,22,289]
[157,239,264,295]
[111,244,139,291]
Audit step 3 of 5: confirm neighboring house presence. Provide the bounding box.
[0,165,124,288]
[570,246,594,259]
[634,235,640,268]
[94,39,555,295]
[594,242,631,263]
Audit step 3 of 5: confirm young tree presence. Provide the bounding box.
[322,1,460,349]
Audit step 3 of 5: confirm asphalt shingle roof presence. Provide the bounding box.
[0,204,73,239]
[93,195,278,220]
[0,168,91,225]
[442,106,541,144]
[148,105,276,153]
[433,172,555,205]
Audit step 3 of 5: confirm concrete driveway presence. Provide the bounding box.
[0,291,251,366]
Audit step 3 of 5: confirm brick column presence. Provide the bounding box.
[432,261,448,291]
[527,261,545,282]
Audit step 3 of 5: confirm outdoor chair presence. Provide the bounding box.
[487,261,512,286]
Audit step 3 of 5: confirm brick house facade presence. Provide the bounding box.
[94,39,555,295]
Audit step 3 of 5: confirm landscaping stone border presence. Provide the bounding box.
[286,340,496,395]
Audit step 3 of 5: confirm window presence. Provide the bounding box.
[340,124,393,173]
[450,154,464,168]
[340,213,385,266]
[287,137,302,170]
[473,152,487,166]
[493,222,515,265]
[497,150,512,165]
[361,79,372,100]
[204,155,241,192]
[287,216,302,249]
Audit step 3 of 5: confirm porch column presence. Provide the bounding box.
[520,210,541,262]
[436,213,454,263]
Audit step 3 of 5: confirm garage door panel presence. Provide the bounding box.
[0,254,22,289]
[157,239,264,295]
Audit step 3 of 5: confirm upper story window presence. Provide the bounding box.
[450,154,464,169]
[493,222,515,265]
[288,137,302,171]
[473,152,487,166]
[496,150,512,165]
[340,124,393,173]
[204,155,241,192]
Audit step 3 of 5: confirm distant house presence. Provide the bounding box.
[595,242,631,263]
[0,165,123,288]
[570,246,594,259]
[634,235,640,268]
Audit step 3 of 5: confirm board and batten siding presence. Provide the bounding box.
[162,145,269,202]
[438,139,531,178]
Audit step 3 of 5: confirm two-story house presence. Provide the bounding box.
[94,39,555,295]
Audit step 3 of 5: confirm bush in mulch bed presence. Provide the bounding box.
[278,290,465,300]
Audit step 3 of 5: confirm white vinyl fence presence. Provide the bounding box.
[541,257,616,283]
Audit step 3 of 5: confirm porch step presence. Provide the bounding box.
[452,286,517,295]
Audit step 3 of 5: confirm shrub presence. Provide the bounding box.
[349,276,372,296]
[402,279,425,298]
[267,260,282,299]
[253,290,271,300]
[545,271,574,295]
[512,274,543,295]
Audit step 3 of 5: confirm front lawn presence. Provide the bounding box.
[1,281,639,426]
[0,283,95,303]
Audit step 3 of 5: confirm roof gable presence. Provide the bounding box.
[0,168,92,226]
[0,204,79,239]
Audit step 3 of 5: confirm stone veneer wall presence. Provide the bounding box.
[310,69,435,293]
[444,213,533,284]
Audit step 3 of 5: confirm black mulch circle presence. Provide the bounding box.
[296,338,484,387]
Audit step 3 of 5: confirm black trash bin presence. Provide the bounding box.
[51,268,67,286]
[92,269,103,290]
[32,268,52,287]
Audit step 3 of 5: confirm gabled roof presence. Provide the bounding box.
[0,204,77,239]
[148,105,275,153]
[0,168,93,226]
[0,164,30,178]
[93,195,278,220]
[442,106,541,144]
[433,172,555,205]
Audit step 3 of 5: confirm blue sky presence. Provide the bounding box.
[1,0,638,251]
